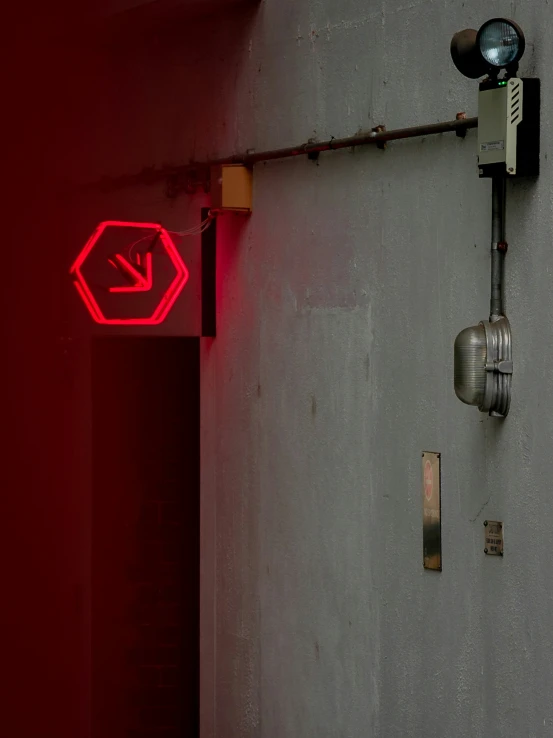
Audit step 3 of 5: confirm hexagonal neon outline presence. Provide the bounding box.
[70,220,189,325]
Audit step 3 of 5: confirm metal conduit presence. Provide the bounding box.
[86,116,478,192]
[490,176,507,322]
[214,116,478,165]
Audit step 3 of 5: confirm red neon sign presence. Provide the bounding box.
[70,221,189,325]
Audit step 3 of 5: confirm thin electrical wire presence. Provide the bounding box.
[127,232,158,261]
[169,211,215,237]
[169,222,212,237]
[169,222,207,237]
[122,213,215,261]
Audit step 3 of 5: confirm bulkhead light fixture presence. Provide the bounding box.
[454,317,512,417]
[453,177,513,418]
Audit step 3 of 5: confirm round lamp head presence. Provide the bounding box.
[477,18,525,69]
[451,19,526,79]
[450,28,490,79]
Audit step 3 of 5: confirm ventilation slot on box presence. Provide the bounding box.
[510,86,521,125]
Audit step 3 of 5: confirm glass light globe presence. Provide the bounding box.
[479,21,521,67]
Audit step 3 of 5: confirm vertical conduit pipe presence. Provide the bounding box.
[490,176,506,321]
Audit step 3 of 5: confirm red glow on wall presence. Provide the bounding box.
[70,221,189,325]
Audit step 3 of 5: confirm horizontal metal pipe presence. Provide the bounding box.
[87,116,478,192]
[218,116,478,165]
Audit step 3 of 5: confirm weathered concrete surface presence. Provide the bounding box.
[198,2,553,737]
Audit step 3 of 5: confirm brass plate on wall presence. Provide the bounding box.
[422,451,442,571]
[484,520,504,556]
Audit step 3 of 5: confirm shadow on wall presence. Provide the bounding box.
[8,0,261,189]
[56,0,261,185]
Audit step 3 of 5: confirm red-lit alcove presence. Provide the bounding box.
[91,337,200,738]
[3,1,259,736]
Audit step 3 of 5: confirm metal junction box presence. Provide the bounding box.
[477,77,540,178]
[210,164,253,213]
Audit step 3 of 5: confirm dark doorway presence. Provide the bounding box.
[91,337,199,738]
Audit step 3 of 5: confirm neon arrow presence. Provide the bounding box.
[70,221,189,325]
[108,252,153,293]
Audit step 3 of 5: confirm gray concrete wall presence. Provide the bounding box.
[197,2,553,737]
[18,0,552,734]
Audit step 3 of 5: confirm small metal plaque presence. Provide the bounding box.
[484,520,503,556]
[480,140,505,152]
[422,451,442,571]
